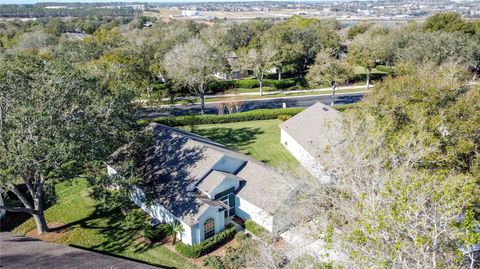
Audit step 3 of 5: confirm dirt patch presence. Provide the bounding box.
[25,222,66,242]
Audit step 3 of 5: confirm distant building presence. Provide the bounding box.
[182,10,200,17]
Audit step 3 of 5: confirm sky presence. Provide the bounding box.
[3,0,342,4]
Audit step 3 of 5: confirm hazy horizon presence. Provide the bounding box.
[2,0,347,4]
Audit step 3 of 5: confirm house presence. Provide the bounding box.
[108,123,296,246]
[279,103,342,181]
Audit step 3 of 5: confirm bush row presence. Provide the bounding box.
[138,108,304,127]
[207,78,305,93]
[175,225,237,258]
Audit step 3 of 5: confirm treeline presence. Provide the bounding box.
[1,12,480,111]
[0,4,141,18]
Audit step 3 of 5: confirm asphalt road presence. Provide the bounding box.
[139,92,365,118]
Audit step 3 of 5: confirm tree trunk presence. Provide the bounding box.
[33,182,49,234]
[330,82,337,106]
[366,69,371,89]
[277,68,282,81]
[34,210,49,234]
[200,93,205,115]
[259,80,263,96]
[173,233,177,245]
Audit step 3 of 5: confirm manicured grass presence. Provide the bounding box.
[353,65,388,75]
[187,119,301,172]
[13,179,198,269]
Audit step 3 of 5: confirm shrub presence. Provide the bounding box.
[142,224,167,243]
[175,225,237,258]
[245,220,268,236]
[203,256,225,269]
[277,114,291,121]
[234,79,259,89]
[138,108,304,126]
[208,80,235,94]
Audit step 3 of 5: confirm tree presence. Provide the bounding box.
[347,22,372,40]
[163,38,222,114]
[0,52,136,234]
[237,45,277,96]
[306,49,353,106]
[347,30,393,88]
[423,12,475,35]
[166,221,185,245]
[289,63,480,268]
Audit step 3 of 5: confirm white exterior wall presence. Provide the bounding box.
[235,196,274,232]
[280,129,330,182]
[132,188,196,245]
[209,179,240,199]
[193,207,226,244]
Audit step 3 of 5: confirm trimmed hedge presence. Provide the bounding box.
[138,108,304,126]
[233,78,298,89]
[175,225,237,258]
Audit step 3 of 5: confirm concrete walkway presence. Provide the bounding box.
[0,232,163,269]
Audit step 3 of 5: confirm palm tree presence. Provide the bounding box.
[166,221,184,245]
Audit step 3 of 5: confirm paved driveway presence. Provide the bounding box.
[0,232,163,269]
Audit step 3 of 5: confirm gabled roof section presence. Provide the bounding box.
[197,170,241,197]
[279,102,342,158]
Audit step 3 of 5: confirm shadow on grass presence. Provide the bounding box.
[193,127,263,151]
[50,206,156,254]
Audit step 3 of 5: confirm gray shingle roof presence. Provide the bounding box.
[113,123,295,226]
[197,170,241,195]
[279,102,342,158]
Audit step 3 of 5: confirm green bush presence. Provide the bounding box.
[234,79,259,89]
[208,80,236,94]
[142,224,167,243]
[175,225,237,258]
[138,108,304,126]
[203,256,225,269]
[245,220,268,236]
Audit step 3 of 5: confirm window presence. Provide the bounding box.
[204,218,215,239]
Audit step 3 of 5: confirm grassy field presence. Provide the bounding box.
[13,179,198,269]
[187,119,302,173]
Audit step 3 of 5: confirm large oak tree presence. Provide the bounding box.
[0,52,137,234]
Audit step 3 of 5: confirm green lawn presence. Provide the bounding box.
[353,65,388,75]
[13,179,198,269]
[187,119,302,173]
